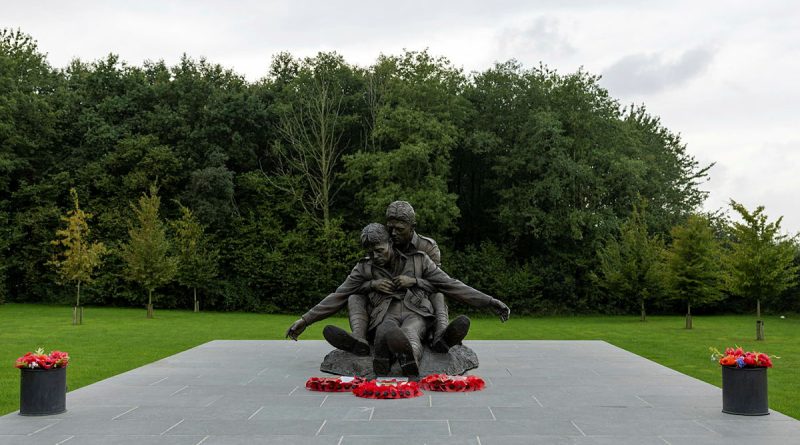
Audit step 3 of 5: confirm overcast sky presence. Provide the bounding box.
[4,1,799,234]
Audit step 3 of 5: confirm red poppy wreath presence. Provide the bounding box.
[419,374,486,392]
[352,379,423,399]
[305,376,365,392]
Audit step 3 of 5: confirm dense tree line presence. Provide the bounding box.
[1,29,798,315]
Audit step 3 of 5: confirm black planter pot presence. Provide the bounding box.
[721,366,768,416]
[19,367,67,416]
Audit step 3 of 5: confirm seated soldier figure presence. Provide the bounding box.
[286,223,510,377]
[324,201,467,355]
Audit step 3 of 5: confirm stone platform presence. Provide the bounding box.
[1,340,799,444]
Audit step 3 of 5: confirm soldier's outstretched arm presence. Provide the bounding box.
[421,255,510,322]
[285,263,370,339]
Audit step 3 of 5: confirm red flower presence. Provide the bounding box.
[420,374,486,392]
[14,349,70,370]
[716,346,776,368]
[305,376,364,392]
[757,353,773,368]
[352,379,422,399]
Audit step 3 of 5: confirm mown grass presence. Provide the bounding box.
[1,304,797,419]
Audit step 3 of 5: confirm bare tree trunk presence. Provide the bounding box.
[685,301,692,329]
[270,77,344,230]
[640,300,646,322]
[147,289,154,319]
[193,287,199,313]
[73,281,82,325]
[756,299,764,340]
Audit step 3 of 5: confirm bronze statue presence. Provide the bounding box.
[321,201,465,355]
[286,222,509,377]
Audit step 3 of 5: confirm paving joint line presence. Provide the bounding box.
[337,436,344,445]
[315,419,327,436]
[570,420,586,437]
[170,385,189,396]
[369,407,374,421]
[112,406,139,420]
[248,406,264,420]
[693,419,719,434]
[288,386,299,396]
[55,435,74,445]
[27,421,58,436]
[242,376,257,385]
[659,436,672,445]
[447,419,452,436]
[204,395,223,407]
[148,377,169,386]
[531,395,544,408]
[476,436,482,445]
[320,394,329,407]
[160,418,185,435]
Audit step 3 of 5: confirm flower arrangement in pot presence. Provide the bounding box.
[15,348,70,416]
[15,349,70,370]
[710,346,776,416]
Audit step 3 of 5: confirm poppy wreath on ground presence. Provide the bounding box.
[305,376,365,392]
[352,379,423,399]
[419,374,485,392]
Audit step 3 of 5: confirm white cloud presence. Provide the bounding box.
[601,47,716,95]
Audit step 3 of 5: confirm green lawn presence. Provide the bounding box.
[1,303,797,419]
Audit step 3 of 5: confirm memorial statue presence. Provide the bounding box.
[286,222,510,377]
[321,201,467,355]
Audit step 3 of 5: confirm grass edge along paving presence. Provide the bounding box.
[1,303,797,419]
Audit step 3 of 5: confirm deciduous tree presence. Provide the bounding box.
[172,204,218,312]
[725,201,798,340]
[594,201,666,321]
[665,214,724,329]
[49,188,107,324]
[121,185,176,318]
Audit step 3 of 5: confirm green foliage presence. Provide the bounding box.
[454,63,709,308]
[725,201,799,315]
[342,51,464,242]
[665,214,724,312]
[171,204,218,306]
[13,29,793,316]
[593,201,667,318]
[120,185,177,305]
[0,210,7,304]
[447,242,542,315]
[49,188,107,306]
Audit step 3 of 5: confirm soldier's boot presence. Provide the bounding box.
[429,293,451,352]
[431,315,470,353]
[386,327,420,377]
[321,295,370,356]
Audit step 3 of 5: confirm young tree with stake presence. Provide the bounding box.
[172,204,218,312]
[121,185,177,318]
[50,188,107,324]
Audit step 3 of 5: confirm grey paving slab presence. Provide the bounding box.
[1,340,799,445]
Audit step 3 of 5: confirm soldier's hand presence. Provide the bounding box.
[392,275,416,289]
[371,279,395,294]
[492,299,510,322]
[286,318,307,340]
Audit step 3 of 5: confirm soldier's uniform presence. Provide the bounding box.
[300,249,499,370]
[404,232,441,267]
